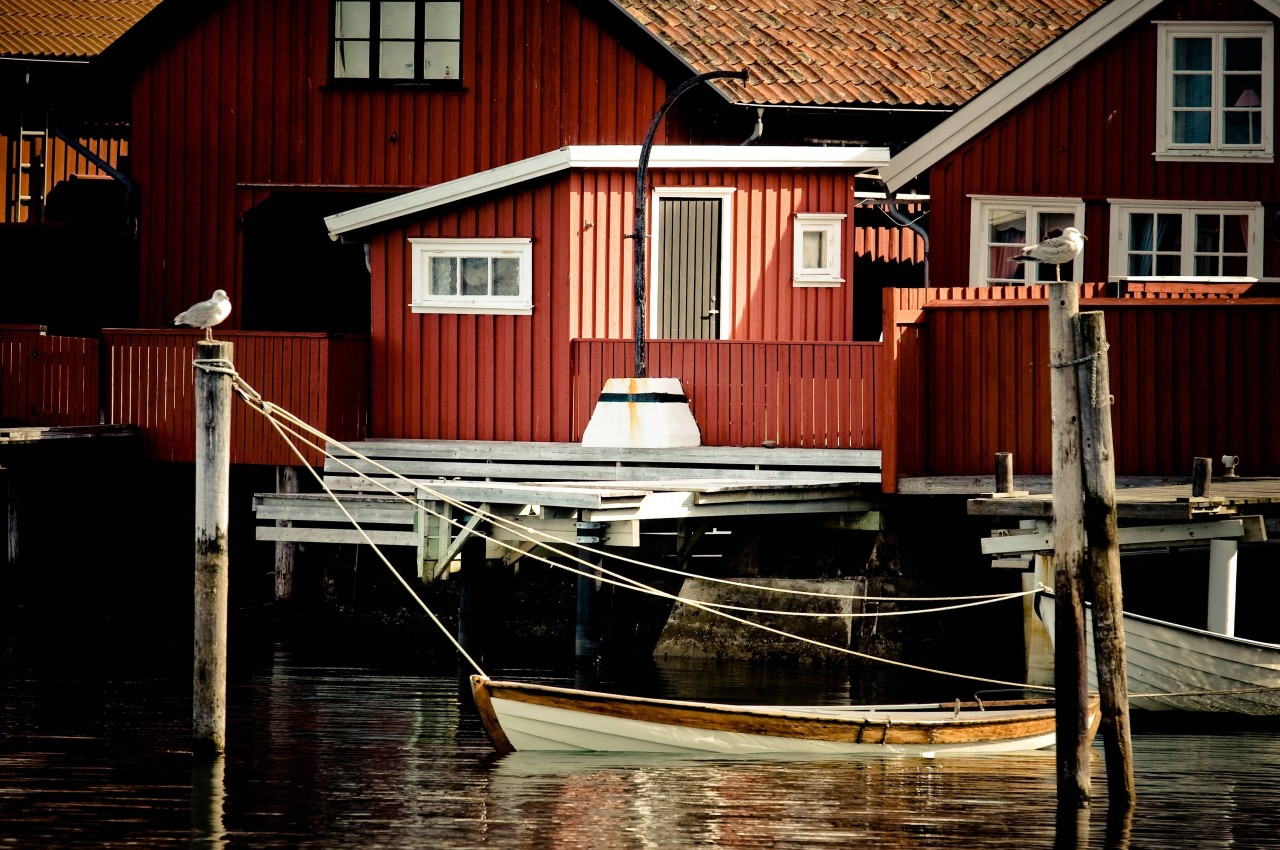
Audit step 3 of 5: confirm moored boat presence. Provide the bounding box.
[1035,592,1280,714]
[471,675,1099,756]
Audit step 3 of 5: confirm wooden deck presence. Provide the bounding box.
[255,439,885,580]
[966,476,1280,522]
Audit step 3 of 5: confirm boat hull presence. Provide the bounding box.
[471,676,1097,755]
[1035,593,1280,714]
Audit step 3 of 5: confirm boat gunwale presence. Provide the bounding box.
[473,676,1090,749]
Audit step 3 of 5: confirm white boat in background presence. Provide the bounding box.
[1035,592,1280,714]
[470,675,1098,756]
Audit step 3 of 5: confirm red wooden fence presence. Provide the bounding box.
[571,339,882,449]
[0,325,100,427]
[102,330,368,465]
[883,287,1280,484]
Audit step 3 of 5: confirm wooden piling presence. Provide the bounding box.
[1047,282,1091,806]
[458,528,488,663]
[1073,311,1135,804]
[274,465,299,601]
[193,340,232,758]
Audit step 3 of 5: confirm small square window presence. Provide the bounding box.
[792,213,845,286]
[410,238,533,314]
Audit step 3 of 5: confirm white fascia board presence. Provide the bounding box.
[325,148,573,239]
[327,145,890,239]
[881,0,1163,192]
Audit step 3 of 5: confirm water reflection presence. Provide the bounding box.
[3,646,1280,848]
[191,756,226,849]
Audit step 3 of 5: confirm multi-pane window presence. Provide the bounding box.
[792,213,845,286]
[969,197,1085,285]
[1110,203,1260,279]
[333,1,462,85]
[409,239,533,314]
[1158,23,1273,159]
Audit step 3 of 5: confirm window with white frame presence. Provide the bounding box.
[1157,22,1273,160]
[333,1,462,86]
[793,213,845,286]
[969,196,1086,285]
[409,238,533,314]
[1108,201,1261,279]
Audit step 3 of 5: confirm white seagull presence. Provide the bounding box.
[1011,227,1087,280]
[173,289,232,340]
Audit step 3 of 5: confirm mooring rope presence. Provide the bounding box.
[213,363,1044,690]
[249,384,1023,606]
[263,401,1038,620]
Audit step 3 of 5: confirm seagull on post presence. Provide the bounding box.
[1011,227,1086,282]
[173,289,232,340]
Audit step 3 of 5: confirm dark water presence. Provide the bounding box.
[3,645,1280,849]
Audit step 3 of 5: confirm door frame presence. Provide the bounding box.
[649,185,736,340]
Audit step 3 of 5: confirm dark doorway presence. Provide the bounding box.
[240,192,385,333]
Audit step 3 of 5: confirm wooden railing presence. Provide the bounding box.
[571,339,882,449]
[103,330,369,465]
[0,325,101,427]
[882,285,1280,486]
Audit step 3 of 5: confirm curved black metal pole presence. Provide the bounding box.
[632,69,748,379]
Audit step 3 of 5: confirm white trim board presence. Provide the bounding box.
[325,145,890,239]
[881,0,1280,192]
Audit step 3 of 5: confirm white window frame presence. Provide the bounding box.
[1107,199,1262,281]
[1155,21,1274,162]
[792,213,846,286]
[409,237,533,315]
[969,195,1086,286]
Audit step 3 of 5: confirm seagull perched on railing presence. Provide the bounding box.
[173,289,232,340]
[1012,227,1087,281]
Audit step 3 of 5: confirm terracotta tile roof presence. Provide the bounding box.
[0,0,160,59]
[617,0,1107,108]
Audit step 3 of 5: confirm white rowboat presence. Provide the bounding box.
[471,675,1099,756]
[1035,592,1280,714]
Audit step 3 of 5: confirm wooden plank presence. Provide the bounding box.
[980,518,1256,555]
[255,527,422,546]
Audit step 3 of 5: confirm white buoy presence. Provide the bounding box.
[580,377,700,448]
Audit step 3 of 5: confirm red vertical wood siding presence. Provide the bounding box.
[0,326,100,426]
[102,330,367,464]
[570,339,881,449]
[882,288,1280,480]
[130,0,669,326]
[570,168,866,344]
[927,0,1280,285]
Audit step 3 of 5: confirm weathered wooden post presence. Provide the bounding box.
[1073,311,1135,804]
[194,339,233,757]
[1047,282,1091,806]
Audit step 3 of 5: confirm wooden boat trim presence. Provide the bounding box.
[472,676,1093,749]
[471,675,516,753]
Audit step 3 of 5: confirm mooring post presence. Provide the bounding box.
[1047,281,1091,806]
[1191,456,1212,497]
[1073,311,1135,805]
[194,339,233,758]
[995,452,1015,494]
